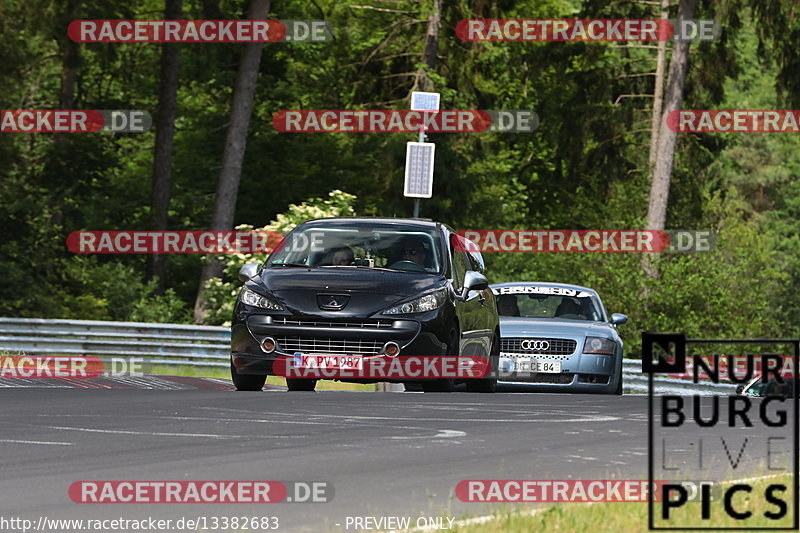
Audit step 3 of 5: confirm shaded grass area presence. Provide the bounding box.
[452,474,795,532]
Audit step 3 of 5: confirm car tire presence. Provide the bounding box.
[423,330,458,393]
[466,334,499,393]
[230,362,267,391]
[613,361,623,396]
[286,378,317,391]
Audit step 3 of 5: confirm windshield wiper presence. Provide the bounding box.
[270,262,314,268]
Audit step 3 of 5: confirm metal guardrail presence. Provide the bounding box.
[622,358,737,395]
[0,317,741,392]
[0,317,230,367]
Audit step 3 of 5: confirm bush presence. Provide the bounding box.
[14,256,192,323]
[199,190,357,325]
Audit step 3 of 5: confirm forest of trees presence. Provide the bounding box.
[1,0,799,356]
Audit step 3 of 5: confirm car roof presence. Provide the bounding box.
[490,281,600,297]
[301,217,445,230]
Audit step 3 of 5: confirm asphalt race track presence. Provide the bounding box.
[0,376,785,532]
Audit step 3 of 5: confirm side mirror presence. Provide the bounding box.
[238,263,260,283]
[463,271,489,293]
[735,385,744,395]
[610,313,628,325]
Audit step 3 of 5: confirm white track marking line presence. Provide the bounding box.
[388,429,467,440]
[719,473,788,485]
[44,425,240,439]
[224,413,620,423]
[0,439,74,446]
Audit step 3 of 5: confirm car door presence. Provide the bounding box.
[466,247,498,342]
[449,233,490,357]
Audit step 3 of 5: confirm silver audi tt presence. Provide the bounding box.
[490,282,627,394]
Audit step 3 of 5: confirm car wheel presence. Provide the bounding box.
[466,334,498,393]
[423,330,458,393]
[286,378,317,391]
[230,362,267,391]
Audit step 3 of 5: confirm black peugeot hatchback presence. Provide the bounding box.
[230,217,499,392]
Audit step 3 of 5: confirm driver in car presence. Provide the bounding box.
[496,294,520,316]
[556,297,587,320]
[400,239,428,268]
[330,246,354,266]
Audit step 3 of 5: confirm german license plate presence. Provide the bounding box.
[295,354,363,370]
[516,359,561,373]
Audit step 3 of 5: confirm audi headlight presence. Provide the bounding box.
[583,336,615,355]
[384,289,446,315]
[241,287,284,311]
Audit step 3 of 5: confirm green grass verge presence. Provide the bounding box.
[451,474,795,532]
[142,363,377,391]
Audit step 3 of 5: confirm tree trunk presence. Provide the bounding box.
[146,0,183,292]
[647,0,671,173]
[55,0,82,148]
[643,0,698,280]
[415,0,442,92]
[193,0,271,322]
[58,6,80,110]
[641,0,672,282]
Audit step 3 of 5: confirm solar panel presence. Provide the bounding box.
[410,91,440,112]
[403,142,435,198]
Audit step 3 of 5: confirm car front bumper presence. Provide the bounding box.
[231,311,451,377]
[497,341,621,393]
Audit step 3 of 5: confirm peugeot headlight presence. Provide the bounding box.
[241,287,284,311]
[384,289,446,315]
[583,336,615,355]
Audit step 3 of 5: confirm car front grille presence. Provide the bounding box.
[528,372,575,384]
[273,318,395,329]
[501,337,577,356]
[277,337,383,356]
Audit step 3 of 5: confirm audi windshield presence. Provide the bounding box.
[494,285,604,321]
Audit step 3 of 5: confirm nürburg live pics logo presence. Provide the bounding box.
[643,332,798,530]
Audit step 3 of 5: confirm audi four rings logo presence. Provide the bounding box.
[521,340,550,351]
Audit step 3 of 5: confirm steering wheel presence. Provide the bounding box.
[387,260,426,272]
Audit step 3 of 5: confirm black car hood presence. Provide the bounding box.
[251,267,446,317]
